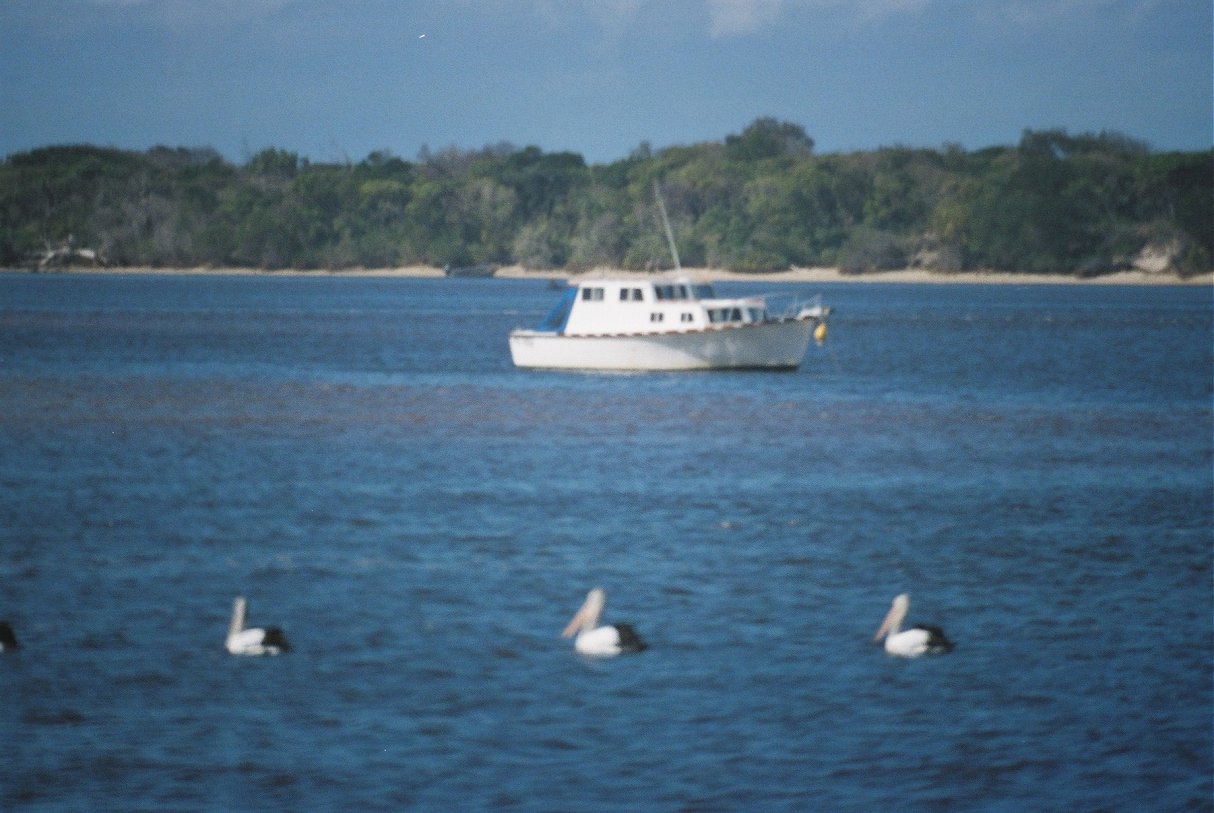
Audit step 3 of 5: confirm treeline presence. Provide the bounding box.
[2,119,1210,275]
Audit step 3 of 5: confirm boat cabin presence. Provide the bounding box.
[537,278,770,336]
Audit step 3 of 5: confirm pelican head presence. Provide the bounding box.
[562,588,606,638]
[873,593,910,643]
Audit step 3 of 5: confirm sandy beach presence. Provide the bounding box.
[11,264,1210,286]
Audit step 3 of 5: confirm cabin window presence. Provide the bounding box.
[654,284,689,302]
[619,288,644,302]
[707,307,744,324]
[650,312,664,322]
[692,284,715,300]
[680,312,694,323]
[581,287,604,301]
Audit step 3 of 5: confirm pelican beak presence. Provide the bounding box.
[562,603,590,638]
[562,589,605,638]
[873,594,909,643]
[873,607,896,642]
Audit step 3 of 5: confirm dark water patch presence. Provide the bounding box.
[22,708,88,726]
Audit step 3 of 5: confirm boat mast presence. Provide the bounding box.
[653,180,681,272]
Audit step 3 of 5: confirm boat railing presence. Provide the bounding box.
[762,291,832,321]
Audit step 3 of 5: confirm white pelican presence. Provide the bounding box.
[225,597,290,656]
[561,588,646,657]
[873,594,953,658]
[0,621,17,652]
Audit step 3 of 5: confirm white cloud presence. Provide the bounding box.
[460,0,643,33]
[587,0,646,27]
[702,0,1158,33]
[79,0,296,28]
[706,0,933,38]
[856,0,932,18]
[707,0,784,38]
[454,1,928,41]
[970,0,1165,27]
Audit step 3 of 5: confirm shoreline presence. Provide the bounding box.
[4,264,1210,286]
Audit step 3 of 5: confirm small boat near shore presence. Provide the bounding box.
[508,276,831,371]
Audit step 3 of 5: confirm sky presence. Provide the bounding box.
[1,0,1210,166]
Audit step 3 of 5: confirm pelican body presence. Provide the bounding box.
[226,597,290,656]
[873,594,953,658]
[562,588,646,657]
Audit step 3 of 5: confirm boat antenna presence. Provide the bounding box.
[653,180,681,272]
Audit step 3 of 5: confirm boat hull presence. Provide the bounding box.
[509,320,813,371]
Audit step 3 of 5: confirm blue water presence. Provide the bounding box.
[1,274,1210,811]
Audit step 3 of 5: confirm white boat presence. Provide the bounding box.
[508,276,830,371]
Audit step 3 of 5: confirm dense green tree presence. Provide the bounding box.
[724,118,814,162]
[1,122,1208,275]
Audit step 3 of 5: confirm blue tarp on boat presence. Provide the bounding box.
[535,287,576,333]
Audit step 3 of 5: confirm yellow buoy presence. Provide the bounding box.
[813,322,828,344]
